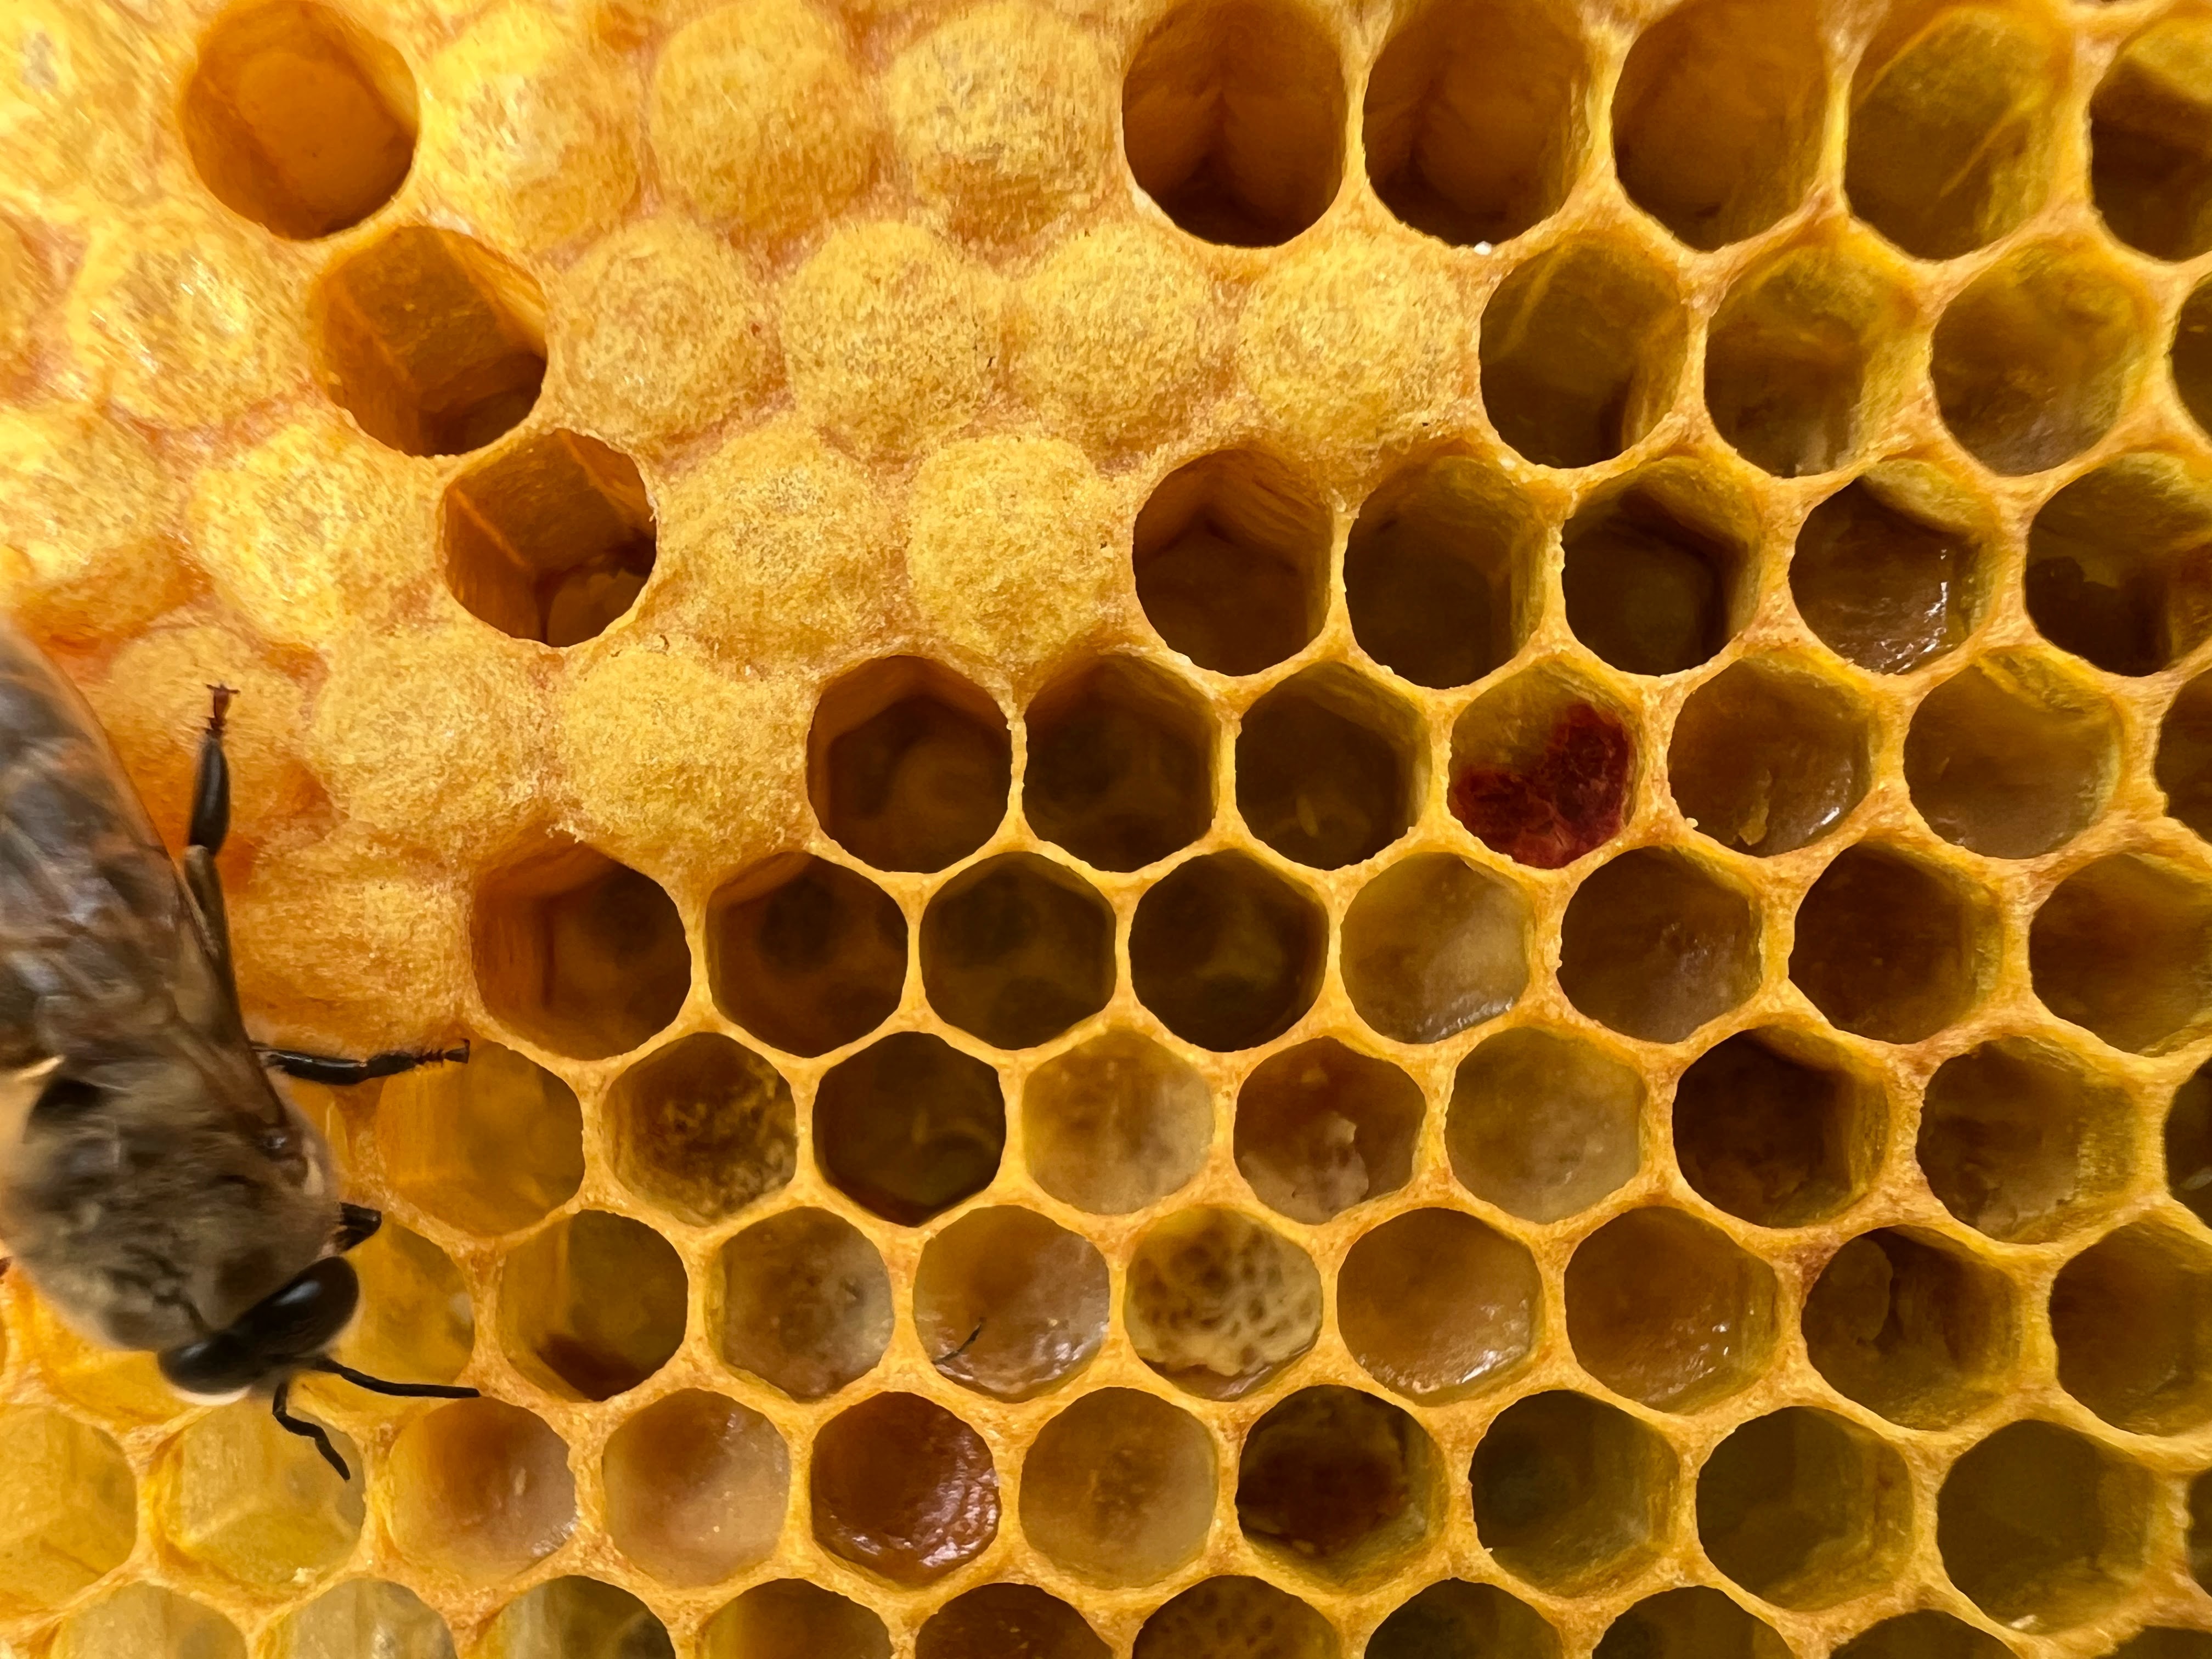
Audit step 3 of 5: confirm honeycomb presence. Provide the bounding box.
[7,0,2212,1655]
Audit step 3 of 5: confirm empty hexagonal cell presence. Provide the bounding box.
[1238,1386,1438,1579]
[922,853,1115,1048]
[1671,658,1871,856]
[716,1207,893,1400]
[814,1031,1005,1224]
[918,1585,1108,1659]
[311,226,545,456]
[2170,1062,2212,1226]
[501,1210,686,1401]
[2159,671,2212,842]
[1339,1208,1541,1403]
[387,1399,575,1584]
[337,1218,473,1387]
[1122,0,1344,246]
[603,1390,787,1586]
[1342,853,1530,1044]
[1481,241,1689,470]
[0,1406,134,1615]
[1126,1205,1323,1398]
[2051,1222,2212,1435]
[161,1400,362,1592]
[376,1039,583,1235]
[2092,14,2212,261]
[1673,1029,1883,1228]
[811,1392,999,1585]
[703,1582,889,1659]
[483,1578,672,1659]
[1345,454,1540,690]
[2033,855,2212,1053]
[2177,279,2212,438]
[1559,848,1760,1043]
[1937,1420,2151,1632]
[1832,1611,2011,1659]
[1803,1228,2017,1429]
[1133,449,1331,676]
[1793,467,1988,674]
[1025,657,1214,871]
[1368,1581,1561,1659]
[1792,844,1985,1044]
[1563,462,1756,675]
[707,854,905,1058]
[1595,1589,1790,1659]
[608,1033,794,1227]
[473,842,689,1060]
[1024,1030,1212,1214]
[1447,1028,1641,1222]
[1135,1577,1338,1659]
[1471,1390,1675,1594]
[1566,1206,1778,1411]
[1235,1039,1421,1223]
[2027,455,2212,677]
[1448,667,1637,869]
[49,1587,245,1659]
[1021,1388,1217,1585]
[914,1206,1110,1400]
[1906,654,2119,859]
[1237,665,1424,870]
[273,1579,455,1659]
[810,657,1011,874]
[1130,852,1325,1051]
[1844,4,2062,259]
[1920,1037,2132,1243]
[1697,1408,1911,1610]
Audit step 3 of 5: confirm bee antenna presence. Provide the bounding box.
[270,1379,349,1482]
[308,1355,481,1401]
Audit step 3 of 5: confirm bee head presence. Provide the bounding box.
[156,1255,359,1400]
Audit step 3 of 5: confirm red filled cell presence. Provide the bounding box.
[1450,705,1633,869]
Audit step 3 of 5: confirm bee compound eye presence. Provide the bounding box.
[159,1329,263,1398]
[240,1257,362,1362]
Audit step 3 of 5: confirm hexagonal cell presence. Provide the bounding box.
[1025,657,1215,871]
[1558,848,1760,1043]
[473,841,690,1060]
[311,226,545,456]
[814,1031,1005,1224]
[2027,454,2212,677]
[501,1210,686,1401]
[707,854,905,1059]
[917,1585,1108,1659]
[1844,4,2062,259]
[1339,1208,1541,1403]
[1126,1205,1323,1398]
[2159,671,2212,842]
[703,1582,889,1659]
[1236,1039,1421,1223]
[811,1392,999,1586]
[2032,855,2212,1053]
[1021,1388,1218,1585]
[376,1039,583,1236]
[608,1033,794,1227]
[1920,1037,2132,1243]
[1237,1386,1438,1579]
[913,1206,1110,1401]
[1342,853,1530,1043]
[2092,14,2212,261]
[1803,1228,2017,1429]
[273,1579,455,1659]
[1122,0,1345,246]
[1133,449,1331,676]
[1793,466,1987,674]
[1447,1028,1641,1222]
[1906,654,2119,859]
[1937,1420,2151,1632]
[387,1399,575,1584]
[1672,1028,1883,1228]
[2177,279,2212,438]
[1697,1407,1911,1610]
[1023,1030,1212,1214]
[1345,453,1541,690]
[921,853,1115,1048]
[482,1578,672,1659]
[716,1206,893,1400]
[1130,851,1325,1051]
[1791,843,1985,1044]
[2171,1062,2212,1226]
[0,1406,133,1615]
[1595,1589,1790,1659]
[1236,665,1423,870]
[1368,1581,1561,1659]
[337,1219,473,1387]
[49,1586,245,1659]
[1563,461,1756,676]
[161,1400,362,1591]
[2051,1222,2212,1435]
[1831,1611,2011,1659]
[1671,657,1871,856]
[16,1286,179,1429]
[809,657,1012,874]
[1471,1390,1675,1594]
[603,1390,788,1585]
[1565,1206,1778,1412]
[1134,1577,1338,1659]
[1448,667,1637,869]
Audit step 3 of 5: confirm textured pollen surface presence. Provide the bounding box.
[5,1,2212,1657]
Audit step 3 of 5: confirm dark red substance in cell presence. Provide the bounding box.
[1449,704,1634,870]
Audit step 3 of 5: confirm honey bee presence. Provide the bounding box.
[0,616,477,1477]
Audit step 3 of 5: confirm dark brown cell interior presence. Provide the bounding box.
[1124,1206,1323,1398]
[1792,475,1982,674]
[501,1210,686,1401]
[1132,1577,1337,1659]
[716,1207,893,1401]
[1021,1031,1213,1215]
[1237,1385,1434,1577]
[912,1205,1110,1402]
[1594,1589,1790,1659]
[1905,656,2117,858]
[702,1581,890,1659]
[1345,454,1536,689]
[1669,658,1869,855]
[1672,1029,1879,1228]
[2030,854,2212,1054]
[1341,853,1528,1045]
[486,1578,672,1659]
[1129,851,1324,1051]
[1133,449,1331,676]
[1121,0,1346,246]
[2159,670,2212,842]
[2176,278,2212,439]
[809,658,1010,874]
[311,226,545,456]
[1556,848,1759,1043]
[1789,843,1980,1045]
[1362,0,1586,247]
[2170,1062,2212,1227]
[1236,665,1420,870]
[812,1031,1004,1225]
[1561,473,1747,675]
[916,1585,1107,1659]
[1802,1228,2013,1430]
[1831,1611,2012,1659]
[1235,1038,1421,1223]
[2091,16,2212,262]
[608,1032,795,1227]
[2194,1471,2212,1595]
[1367,1581,1561,1659]
[810,1393,1000,1587]
[1918,1037,2131,1244]
[1446,1028,1641,1222]
[2111,1634,2212,1659]
[1469,1390,1673,1594]
[1564,1206,1775,1412]
[2027,456,2212,678]
[472,842,689,1061]
[2050,1222,2212,1435]
[1695,1408,1908,1610]
[707,853,906,1059]
[1024,657,1214,872]
[919,853,1115,1049]
[1338,1208,1540,1405]
[183,0,416,240]
[1019,1387,1218,1586]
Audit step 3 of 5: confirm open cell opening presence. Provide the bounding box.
[1793,467,1987,674]
[1447,1028,1641,1222]
[1130,851,1325,1051]
[1126,1205,1323,1398]
[1696,1407,1911,1610]
[2171,1062,2212,1226]
[1237,665,1423,871]
[814,1031,1005,1224]
[921,853,1115,1049]
[2159,671,2212,842]
[1920,1037,2132,1243]
[1448,665,1637,870]
[1368,1582,1561,1659]
[707,854,904,1059]
[1563,462,1756,676]
[2051,1222,2212,1435]
[603,1391,787,1587]
[2092,15,2212,261]
[1480,241,1688,470]
[1339,1207,1541,1403]
[811,1392,999,1586]
[376,1040,583,1236]
[1363,0,1585,246]
[161,1402,362,1593]
[1671,658,1871,856]
[501,1210,686,1401]
[1558,848,1760,1043]
[913,1205,1110,1401]
[1565,1206,1778,1412]
[1134,1578,1336,1659]
[338,1221,473,1389]
[1342,853,1529,1044]
[703,1583,889,1659]
[1832,1611,2012,1659]
[1022,1030,1212,1214]
[472,842,690,1061]
[917,1587,1107,1659]
[810,657,1011,874]
[1024,657,1215,872]
[312,227,545,457]
[2177,279,2212,439]
[484,1578,671,1659]
[1803,1228,2016,1429]
[1471,1390,1674,1594]
[2032,854,2212,1053]
[274,1580,454,1659]
[1673,1028,1882,1228]
[1134,449,1331,677]
[1236,1038,1421,1223]
[386,1400,574,1585]
[2026,454,2212,678]
[716,1207,892,1400]
[608,1033,794,1227]
[1595,1589,1790,1659]
[1791,843,1985,1044]
[50,1588,245,1659]
[1021,1387,1217,1586]
[1237,1385,1438,1580]
[1906,653,2119,858]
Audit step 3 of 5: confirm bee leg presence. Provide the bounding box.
[270,1379,349,1481]
[183,686,241,991]
[257,1041,471,1087]
[335,1203,382,1253]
